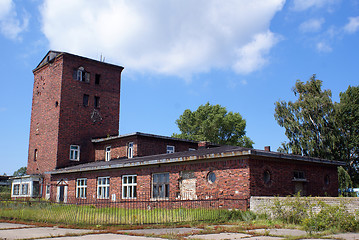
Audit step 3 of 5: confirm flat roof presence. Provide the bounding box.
[92,132,200,144]
[50,145,345,175]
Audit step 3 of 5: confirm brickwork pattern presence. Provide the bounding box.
[249,157,339,197]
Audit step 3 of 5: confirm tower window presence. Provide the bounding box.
[94,96,100,108]
[95,74,101,85]
[34,149,38,161]
[128,142,134,158]
[105,146,111,161]
[70,145,80,161]
[74,67,90,83]
[83,94,89,106]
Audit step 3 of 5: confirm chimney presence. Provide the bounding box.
[198,141,210,149]
[264,146,271,152]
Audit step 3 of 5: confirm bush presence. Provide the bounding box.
[271,194,311,224]
[303,202,359,232]
[0,186,11,200]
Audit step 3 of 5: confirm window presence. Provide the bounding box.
[76,178,87,199]
[95,74,101,85]
[207,172,216,184]
[263,170,271,184]
[122,175,137,199]
[293,171,305,180]
[152,173,169,199]
[105,146,111,161]
[13,184,20,195]
[21,183,29,195]
[74,67,90,83]
[83,94,89,106]
[167,145,175,154]
[46,184,50,194]
[97,177,110,199]
[128,142,133,158]
[70,145,80,161]
[34,149,38,161]
[324,175,330,185]
[94,96,100,108]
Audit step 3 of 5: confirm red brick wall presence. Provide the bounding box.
[249,157,339,197]
[50,156,339,209]
[27,57,63,175]
[94,135,198,161]
[27,52,123,175]
[56,54,123,168]
[136,135,198,157]
[50,157,251,208]
[94,136,138,161]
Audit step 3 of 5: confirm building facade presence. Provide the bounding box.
[12,51,344,209]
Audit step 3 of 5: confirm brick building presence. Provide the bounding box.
[11,51,344,210]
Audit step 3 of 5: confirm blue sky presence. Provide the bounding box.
[1,0,359,175]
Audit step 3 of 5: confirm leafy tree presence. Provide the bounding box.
[172,102,254,147]
[336,86,359,184]
[13,167,27,177]
[338,166,354,197]
[274,75,337,159]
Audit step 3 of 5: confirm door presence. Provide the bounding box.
[56,185,68,203]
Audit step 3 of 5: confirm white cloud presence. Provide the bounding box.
[0,0,29,40]
[40,0,285,78]
[316,41,332,52]
[233,31,280,74]
[292,0,339,11]
[299,18,324,32]
[344,16,359,34]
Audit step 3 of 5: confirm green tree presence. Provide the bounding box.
[172,102,254,147]
[336,86,359,184]
[338,166,353,197]
[274,75,337,159]
[13,167,27,177]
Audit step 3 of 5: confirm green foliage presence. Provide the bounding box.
[274,75,336,159]
[336,86,359,185]
[267,196,359,233]
[302,202,358,233]
[270,194,311,224]
[0,186,11,200]
[173,102,254,147]
[338,166,354,196]
[13,167,27,177]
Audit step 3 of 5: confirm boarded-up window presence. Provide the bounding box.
[179,171,197,200]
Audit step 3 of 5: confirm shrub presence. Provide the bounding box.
[303,202,359,232]
[271,194,311,224]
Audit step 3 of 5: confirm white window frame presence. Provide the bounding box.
[167,145,175,154]
[122,175,137,199]
[97,177,110,199]
[70,145,80,161]
[21,183,29,195]
[45,184,51,200]
[13,184,20,195]
[152,173,170,199]
[76,178,87,199]
[105,146,111,161]
[128,142,134,159]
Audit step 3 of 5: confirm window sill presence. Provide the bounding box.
[292,178,308,182]
[150,198,169,201]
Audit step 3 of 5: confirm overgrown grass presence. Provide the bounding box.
[0,200,245,226]
[267,195,359,233]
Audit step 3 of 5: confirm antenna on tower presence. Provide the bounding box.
[100,53,106,63]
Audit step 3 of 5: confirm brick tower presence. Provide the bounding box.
[27,51,123,178]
